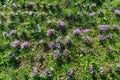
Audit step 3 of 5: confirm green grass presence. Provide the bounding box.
[0,0,120,80]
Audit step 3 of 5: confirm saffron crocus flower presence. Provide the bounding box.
[67,69,73,76]
[46,29,55,37]
[100,66,104,74]
[11,40,20,48]
[54,50,61,59]
[2,32,8,36]
[49,42,55,48]
[21,41,30,49]
[73,29,81,35]
[10,29,16,35]
[114,10,120,15]
[58,21,65,27]
[89,65,94,74]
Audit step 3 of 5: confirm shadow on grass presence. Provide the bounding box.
[100,74,107,80]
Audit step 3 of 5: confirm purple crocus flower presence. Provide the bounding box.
[83,29,89,33]
[10,29,16,35]
[56,36,63,43]
[103,35,109,40]
[100,66,104,74]
[67,69,73,76]
[114,25,119,30]
[55,4,60,8]
[89,12,95,17]
[47,20,51,24]
[37,55,41,60]
[98,35,109,41]
[65,37,70,44]
[13,3,17,9]
[3,5,7,8]
[49,42,55,48]
[2,32,8,36]
[28,2,34,8]
[21,41,30,49]
[54,50,61,59]
[99,25,110,32]
[56,43,60,48]
[33,66,38,76]
[10,11,15,16]
[109,64,113,71]
[114,10,120,15]
[116,63,120,67]
[63,49,69,56]
[58,21,65,27]
[18,4,21,8]
[99,26,105,32]
[91,3,96,7]
[85,36,90,44]
[50,66,54,71]
[11,40,20,48]
[42,70,51,77]
[42,70,47,76]
[73,29,81,35]
[28,11,33,16]
[46,29,55,37]
[105,25,110,31]
[39,39,46,43]
[81,48,85,52]
[47,72,52,77]
[89,65,94,74]
[9,54,15,58]
[98,35,103,41]
[109,46,112,53]
[109,34,113,39]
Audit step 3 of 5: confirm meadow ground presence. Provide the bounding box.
[0,0,120,80]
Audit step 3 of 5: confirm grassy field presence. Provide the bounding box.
[0,0,120,80]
